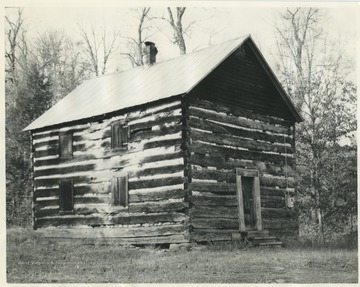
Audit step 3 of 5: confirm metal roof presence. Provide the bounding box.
[24,35,301,131]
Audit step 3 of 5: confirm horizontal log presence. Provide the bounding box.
[34,187,59,198]
[34,139,59,150]
[35,162,184,184]
[261,187,295,197]
[260,176,295,188]
[34,176,89,188]
[191,129,293,154]
[129,189,185,203]
[190,206,238,219]
[34,163,96,178]
[190,229,235,242]
[189,154,294,177]
[130,114,182,132]
[130,164,184,179]
[35,223,186,238]
[190,142,294,166]
[189,106,290,134]
[34,147,182,169]
[261,196,286,208]
[190,116,292,145]
[34,148,59,158]
[261,208,289,219]
[35,195,111,207]
[191,194,237,206]
[189,182,237,193]
[34,183,112,198]
[191,218,239,230]
[130,125,182,142]
[187,97,294,127]
[191,170,294,188]
[262,219,298,230]
[129,176,185,190]
[35,213,187,228]
[129,201,188,214]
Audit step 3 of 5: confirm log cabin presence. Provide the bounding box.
[24,35,302,246]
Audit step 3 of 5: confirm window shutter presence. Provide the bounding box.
[111,123,129,149]
[111,175,128,207]
[59,180,74,212]
[59,134,73,159]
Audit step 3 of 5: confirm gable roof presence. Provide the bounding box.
[24,35,301,131]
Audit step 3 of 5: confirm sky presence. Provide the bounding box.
[4,3,359,74]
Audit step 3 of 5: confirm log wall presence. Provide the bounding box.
[32,98,189,243]
[186,98,297,241]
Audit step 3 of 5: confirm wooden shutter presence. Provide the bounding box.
[59,180,74,212]
[111,175,128,207]
[59,134,73,159]
[111,123,129,149]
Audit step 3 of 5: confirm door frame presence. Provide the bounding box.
[235,168,262,231]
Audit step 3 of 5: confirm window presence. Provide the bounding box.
[59,133,73,159]
[111,122,129,149]
[59,180,74,213]
[111,175,128,207]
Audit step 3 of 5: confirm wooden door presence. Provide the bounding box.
[236,168,262,232]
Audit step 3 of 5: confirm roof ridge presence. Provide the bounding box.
[87,35,251,80]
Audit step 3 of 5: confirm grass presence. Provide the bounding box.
[6,227,358,283]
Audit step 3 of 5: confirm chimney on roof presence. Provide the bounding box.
[143,41,158,66]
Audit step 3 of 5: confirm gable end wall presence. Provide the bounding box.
[186,97,298,242]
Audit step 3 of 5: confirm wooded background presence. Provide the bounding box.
[5,6,357,246]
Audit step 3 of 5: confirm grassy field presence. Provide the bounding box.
[6,228,358,283]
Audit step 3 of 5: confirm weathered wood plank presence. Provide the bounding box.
[261,187,289,197]
[189,154,294,177]
[34,139,59,150]
[189,142,294,166]
[34,148,182,168]
[34,148,59,158]
[129,201,188,214]
[34,176,89,188]
[130,125,182,142]
[261,207,292,219]
[129,176,185,190]
[35,195,111,207]
[34,163,96,178]
[190,116,292,144]
[190,170,294,188]
[35,223,187,238]
[189,106,290,134]
[191,218,239,230]
[261,197,285,208]
[130,164,184,179]
[191,194,237,206]
[190,229,234,242]
[190,129,293,154]
[34,183,112,198]
[190,205,238,219]
[189,182,237,193]
[262,219,298,230]
[187,97,294,127]
[129,189,185,203]
[129,114,182,132]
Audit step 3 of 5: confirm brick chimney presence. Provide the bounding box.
[142,41,158,66]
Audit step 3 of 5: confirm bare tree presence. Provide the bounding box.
[274,8,356,245]
[79,23,121,76]
[122,7,151,67]
[5,8,26,83]
[164,7,187,55]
